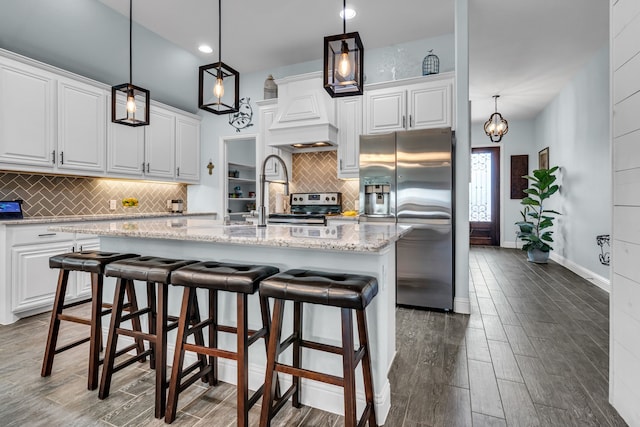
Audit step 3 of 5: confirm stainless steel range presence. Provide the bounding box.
[267,192,342,225]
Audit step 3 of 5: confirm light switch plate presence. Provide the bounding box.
[109,200,117,210]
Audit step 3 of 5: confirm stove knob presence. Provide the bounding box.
[325,197,330,201]
[331,196,336,201]
[293,197,298,202]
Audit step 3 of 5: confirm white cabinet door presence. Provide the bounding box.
[145,106,175,179]
[337,97,362,179]
[408,80,452,130]
[57,78,107,173]
[11,239,75,314]
[0,60,55,168]
[175,115,201,182]
[364,88,406,134]
[259,103,291,181]
[107,98,145,177]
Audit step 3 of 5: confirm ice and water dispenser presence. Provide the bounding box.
[364,183,391,216]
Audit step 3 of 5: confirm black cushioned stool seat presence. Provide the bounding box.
[165,261,279,426]
[42,251,139,391]
[99,256,198,419]
[259,269,378,427]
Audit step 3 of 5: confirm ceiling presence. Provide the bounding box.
[99,0,608,124]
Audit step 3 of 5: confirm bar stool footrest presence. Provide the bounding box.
[275,363,344,387]
[54,336,91,354]
[61,297,93,310]
[113,349,153,373]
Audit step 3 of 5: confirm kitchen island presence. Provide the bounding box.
[50,218,410,423]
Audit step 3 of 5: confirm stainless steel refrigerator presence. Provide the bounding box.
[359,128,454,311]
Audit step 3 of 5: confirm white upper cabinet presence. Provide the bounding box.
[175,115,201,183]
[337,96,362,179]
[364,73,454,134]
[257,99,291,182]
[144,106,176,179]
[107,98,145,177]
[0,59,55,168]
[57,78,107,173]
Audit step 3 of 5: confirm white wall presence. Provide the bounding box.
[534,46,611,284]
[471,119,538,248]
[610,0,640,424]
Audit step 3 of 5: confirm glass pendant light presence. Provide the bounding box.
[198,0,239,115]
[112,0,150,127]
[323,0,364,98]
[484,95,509,143]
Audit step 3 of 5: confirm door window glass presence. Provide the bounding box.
[469,152,492,222]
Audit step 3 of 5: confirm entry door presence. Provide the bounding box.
[469,147,500,246]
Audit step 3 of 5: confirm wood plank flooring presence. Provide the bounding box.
[0,247,628,426]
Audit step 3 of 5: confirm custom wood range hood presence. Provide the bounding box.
[267,71,338,152]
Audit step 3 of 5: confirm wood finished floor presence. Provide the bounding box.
[0,247,628,426]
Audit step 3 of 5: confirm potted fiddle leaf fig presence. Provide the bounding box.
[515,166,561,263]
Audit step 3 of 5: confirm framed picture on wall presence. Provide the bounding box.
[538,147,549,169]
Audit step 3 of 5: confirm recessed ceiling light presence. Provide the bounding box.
[340,8,356,20]
[198,44,213,54]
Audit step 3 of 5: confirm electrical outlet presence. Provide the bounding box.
[109,200,117,210]
[167,200,173,209]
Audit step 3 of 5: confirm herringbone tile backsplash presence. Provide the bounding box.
[268,151,359,212]
[0,172,187,217]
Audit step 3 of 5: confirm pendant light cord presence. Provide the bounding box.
[342,0,346,34]
[218,0,222,64]
[129,0,133,85]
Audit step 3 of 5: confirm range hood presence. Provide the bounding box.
[267,71,338,152]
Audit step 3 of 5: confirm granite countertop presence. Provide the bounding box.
[0,212,217,225]
[49,218,411,253]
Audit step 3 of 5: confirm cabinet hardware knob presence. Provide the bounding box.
[177,167,180,176]
[402,116,406,128]
[60,151,64,165]
[409,115,413,128]
[340,159,343,171]
[37,233,57,237]
[146,163,150,173]
[51,150,56,164]
[142,162,145,172]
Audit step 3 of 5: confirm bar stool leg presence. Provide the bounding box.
[189,291,209,384]
[99,278,128,400]
[357,309,377,426]
[237,293,249,427]
[341,308,357,427]
[146,281,157,370]
[165,286,194,424]
[208,289,218,385]
[154,282,169,418]
[260,298,285,427]
[292,301,302,408]
[88,272,103,390]
[125,280,146,360]
[41,269,70,377]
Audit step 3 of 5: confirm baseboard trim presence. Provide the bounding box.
[549,252,611,293]
[501,240,519,249]
[454,297,470,314]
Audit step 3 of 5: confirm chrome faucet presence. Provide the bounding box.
[258,154,290,227]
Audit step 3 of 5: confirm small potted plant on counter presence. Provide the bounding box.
[515,166,561,263]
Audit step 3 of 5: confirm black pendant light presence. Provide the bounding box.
[112,0,150,127]
[198,0,239,115]
[323,0,364,98]
[484,95,509,143]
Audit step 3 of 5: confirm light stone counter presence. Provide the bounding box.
[49,218,409,253]
[0,211,216,225]
[48,218,408,423]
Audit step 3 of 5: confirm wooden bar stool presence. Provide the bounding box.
[259,269,379,427]
[42,250,139,390]
[165,261,279,426]
[99,256,198,419]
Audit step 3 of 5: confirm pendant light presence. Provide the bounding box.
[484,95,509,143]
[323,0,364,98]
[198,0,239,115]
[111,0,150,127]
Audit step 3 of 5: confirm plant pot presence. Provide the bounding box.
[527,248,550,264]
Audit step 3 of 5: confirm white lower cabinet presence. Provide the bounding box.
[4,224,99,322]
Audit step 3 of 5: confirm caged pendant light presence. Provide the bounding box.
[484,95,509,143]
[198,0,239,115]
[112,0,150,127]
[323,0,364,98]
